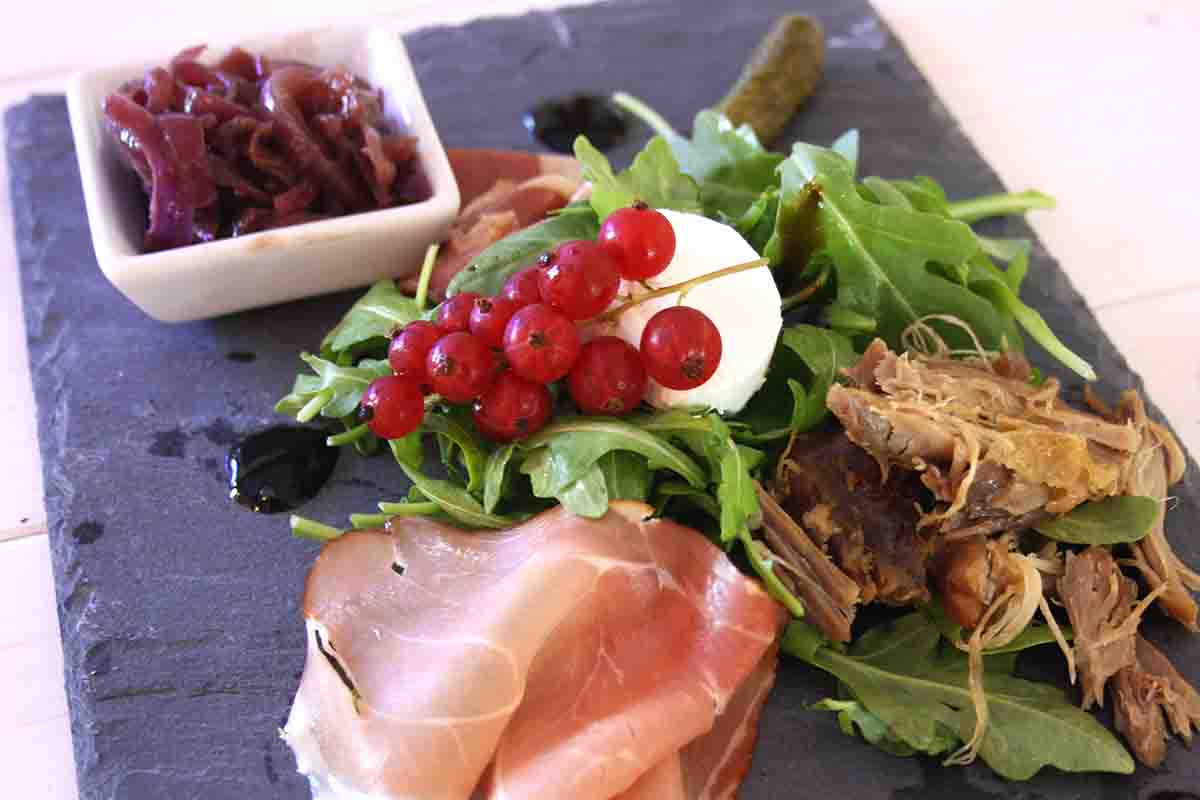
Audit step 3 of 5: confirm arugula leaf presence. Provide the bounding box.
[395,462,512,529]
[274,354,391,421]
[596,451,651,501]
[811,699,922,757]
[713,433,760,545]
[1035,495,1160,545]
[319,280,421,359]
[968,263,1095,380]
[887,176,950,215]
[830,129,859,174]
[482,444,517,514]
[388,429,424,471]
[557,464,610,518]
[947,189,1055,223]
[423,410,487,494]
[781,142,1018,351]
[445,205,600,297]
[655,481,721,520]
[977,235,1031,267]
[783,614,1134,780]
[521,417,707,495]
[735,325,857,439]
[669,111,785,221]
[574,135,702,220]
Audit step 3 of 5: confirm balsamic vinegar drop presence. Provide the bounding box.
[228,426,338,513]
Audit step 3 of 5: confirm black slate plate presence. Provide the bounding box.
[7,1,1200,798]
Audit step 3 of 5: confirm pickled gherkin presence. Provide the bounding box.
[716,14,825,147]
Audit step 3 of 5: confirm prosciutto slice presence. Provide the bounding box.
[283,502,785,799]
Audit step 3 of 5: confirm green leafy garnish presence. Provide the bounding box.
[947,189,1055,223]
[320,280,421,359]
[274,354,391,421]
[521,417,708,495]
[596,451,652,502]
[735,324,857,440]
[445,205,600,297]
[1035,495,1160,545]
[482,444,517,514]
[780,142,1011,349]
[396,462,512,530]
[555,464,611,518]
[784,615,1134,779]
[423,410,487,494]
[574,135,702,220]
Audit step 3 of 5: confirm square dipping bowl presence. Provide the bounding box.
[66,24,460,322]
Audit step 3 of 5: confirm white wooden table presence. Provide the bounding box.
[2,1,1196,797]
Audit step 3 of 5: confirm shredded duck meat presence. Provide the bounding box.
[774,431,931,607]
[827,339,1140,529]
[1087,388,1199,629]
[754,483,860,642]
[1113,635,1200,767]
[1059,547,1146,709]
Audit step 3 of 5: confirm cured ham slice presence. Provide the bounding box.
[400,148,584,301]
[283,502,785,799]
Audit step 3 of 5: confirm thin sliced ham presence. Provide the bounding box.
[283,502,785,799]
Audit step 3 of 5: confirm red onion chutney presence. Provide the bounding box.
[102,45,429,252]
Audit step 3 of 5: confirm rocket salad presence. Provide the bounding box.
[276,96,1199,780]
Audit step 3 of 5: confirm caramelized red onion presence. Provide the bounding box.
[102,45,428,252]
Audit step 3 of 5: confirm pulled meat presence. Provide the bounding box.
[103,45,426,252]
[934,537,1021,631]
[1089,388,1199,629]
[755,483,860,642]
[828,339,1140,531]
[1059,547,1142,709]
[1113,635,1200,767]
[774,431,931,608]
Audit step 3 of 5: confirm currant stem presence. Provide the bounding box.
[599,257,770,322]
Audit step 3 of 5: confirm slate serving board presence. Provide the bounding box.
[7,0,1200,797]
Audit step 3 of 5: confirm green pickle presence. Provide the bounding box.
[716,14,825,147]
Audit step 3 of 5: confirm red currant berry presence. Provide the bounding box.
[599,202,676,281]
[435,292,480,332]
[640,306,722,390]
[500,268,542,307]
[472,372,553,442]
[388,320,441,390]
[502,303,581,383]
[536,240,620,321]
[567,336,647,415]
[359,375,424,439]
[468,295,519,348]
[425,332,496,403]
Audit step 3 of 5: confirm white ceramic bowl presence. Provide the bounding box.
[66,24,460,322]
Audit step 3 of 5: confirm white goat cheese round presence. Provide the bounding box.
[593,210,782,414]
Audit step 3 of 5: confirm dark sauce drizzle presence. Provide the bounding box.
[228,426,338,513]
[523,94,628,154]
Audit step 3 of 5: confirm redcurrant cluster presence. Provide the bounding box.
[359,204,723,443]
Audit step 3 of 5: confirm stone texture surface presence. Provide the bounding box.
[6,0,1198,797]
